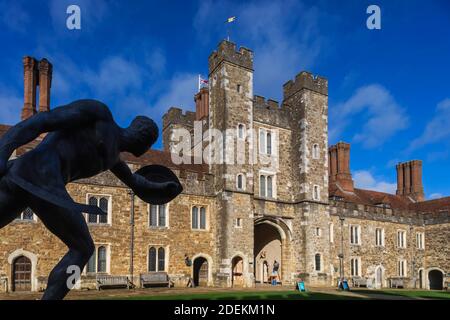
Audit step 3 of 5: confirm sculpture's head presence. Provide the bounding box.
[123,116,159,157]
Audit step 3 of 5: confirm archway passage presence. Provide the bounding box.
[254,222,282,284]
[428,270,443,290]
[193,257,208,287]
[231,256,244,287]
[12,256,32,291]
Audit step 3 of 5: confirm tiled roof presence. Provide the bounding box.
[409,196,450,214]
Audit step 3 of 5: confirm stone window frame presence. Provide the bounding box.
[312,143,320,159]
[259,170,277,199]
[85,193,112,226]
[397,259,407,277]
[350,257,361,277]
[315,227,321,237]
[148,203,170,229]
[234,218,243,228]
[237,123,246,140]
[349,225,361,245]
[375,228,385,247]
[314,253,322,272]
[191,205,209,231]
[416,232,425,250]
[237,83,242,93]
[258,128,274,156]
[84,243,111,275]
[329,223,334,243]
[147,244,169,272]
[15,207,37,223]
[396,229,407,249]
[236,173,246,191]
[313,185,320,201]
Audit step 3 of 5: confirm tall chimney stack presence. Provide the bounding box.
[396,160,424,202]
[22,56,38,120]
[38,58,52,113]
[194,87,209,120]
[328,142,354,192]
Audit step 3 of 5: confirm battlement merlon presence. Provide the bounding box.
[162,107,196,131]
[253,95,280,110]
[208,40,253,75]
[283,71,328,99]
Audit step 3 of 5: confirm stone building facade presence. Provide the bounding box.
[0,41,448,293]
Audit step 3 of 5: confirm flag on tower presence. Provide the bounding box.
[198,75,209,91]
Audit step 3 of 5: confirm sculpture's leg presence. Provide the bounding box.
[29,200,94,300]
[0,179,27,228]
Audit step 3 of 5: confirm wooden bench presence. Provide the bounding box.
[140,272,172,288]
[352,276,368,288]
[96,275,131,290]
[389,278,404,288]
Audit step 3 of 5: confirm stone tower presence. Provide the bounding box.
[208,40,255,287]
[283,72,332,285]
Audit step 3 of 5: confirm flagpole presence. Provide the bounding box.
[198,74,200,92]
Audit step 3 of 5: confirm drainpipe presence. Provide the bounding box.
[129,190,135,287]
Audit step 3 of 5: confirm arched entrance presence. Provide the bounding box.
[12,256,32,291]
[193,257,208,287]
[231,256,244,287]
[254,220,285,284]
[375,266,384,289]
[428,269,444,290]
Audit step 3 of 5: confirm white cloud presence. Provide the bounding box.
[84,56,143,97]
[329,84,409,148]
[429,193,443,200]
[409,98,450,151]
[152,73,198,118]
[0,89,22,124]
[353,170,397,194]
[193,0,323,101]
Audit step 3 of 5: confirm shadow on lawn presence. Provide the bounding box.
[116,291,362,300]
[355,289,450,300]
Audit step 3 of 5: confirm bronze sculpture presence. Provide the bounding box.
[0,99,182,299]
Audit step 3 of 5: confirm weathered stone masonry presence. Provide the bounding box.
[0,41,448,293]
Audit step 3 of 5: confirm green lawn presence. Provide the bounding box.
[356,289,450,300]
[107,289,450,300]
[111,290,361,300]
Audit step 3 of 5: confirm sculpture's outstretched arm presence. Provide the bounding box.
[0,99,112,173]
[111,160,179,201]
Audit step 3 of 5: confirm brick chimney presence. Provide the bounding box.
[38,58,52,113]
[194,87,209,120]
[22,56,38,120]
[396,160,424,202]
[329,142,354,192]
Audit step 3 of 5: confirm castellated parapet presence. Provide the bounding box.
[162,107,196,152]
[253,95,291,129]
[283,71,328,98]
[208,40,253,74]
[162,107,196,130]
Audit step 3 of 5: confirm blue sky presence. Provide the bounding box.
[0,0,449,198]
